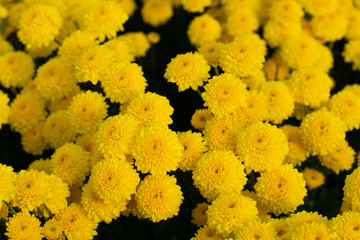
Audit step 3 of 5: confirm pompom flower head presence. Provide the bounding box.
[5,211,42,240]
[141,0,174,27]
[135,174,183,222]
[17,4,62,48]
[343,40,360,71]
[319,142,355,174]
[190,108,213,130]
[330,211,360,239]
[181,0,211,13]
[302,168,325,190]
[0,163,16,203]
[235,220,279,240]
[281,125,309,166]
[187,14,221,47]
[164,52,210,92]
[0,91,10,129]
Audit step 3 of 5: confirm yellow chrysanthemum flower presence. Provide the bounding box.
[164,52,210,92]
[328,90,360,131]
[187,14,222,47]
[67,90,108,135]
[241,190,271,222]
[75,45,114,85]
[103,38,135,62]
[26,41,59,59]
[207,193,258,235]
[319,142,355,174]
[234,33,268,60]
[57,204,98,240]
[43,174,70,216]
[56,7,84,42]
[9,93,46,134]
[202,73,248,117]
[236,122,289,173]
[0,38,13,56]
[0,91,10,129]
[81,182,125,224]
[51,143,90,186]
[191,202,209,227]
[115,0,137,17]
[132,125,182,175]
[0,163,16,203]
[299,110,347,156]
[302,168,325,190]
[346,9,360,40]
[343,168,360,211]
[135,174,183,222]
[226,9,259,37]
[141,0,173,27]
[263,19,302,48]
[182,0,211,13]
[0,51,34,88]
[118,31,151,58]
[48,86,82,113]
[191,108,213,131]
[219,37,265,77]
[83,0,128,42]
[297,0,338,16]
[291,221,332,240]
[191,225,223,240]
[5,211,42,240]
[203,116,241,152]
[28,158,51,174]
[21,122,47,155]
[42,219,63,240]
[147,31,161,44]
[177,131,207,171]
[12,169,52,211]
[269,0,304,21]
[125,92,173,127]
[287,67,332,108]
[34,57,77,101]
[311,12,348,42]
[330,211,360,239]
[235,220,279,240]
[269,218,289,239]
[198,41,224,67]
[260,81,295,124]
[343,40,360,71]
[281,125,309,166]
[254,164,307,216]
[102,61,147,103]
[193,150,247,201]
[17,4,62,48]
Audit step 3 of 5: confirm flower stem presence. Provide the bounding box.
[42,203,54,218]
[214,66,220,76]
[3,200,16,215]
[37,207,48,221]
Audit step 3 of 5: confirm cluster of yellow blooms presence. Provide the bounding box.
[0,0,360,239]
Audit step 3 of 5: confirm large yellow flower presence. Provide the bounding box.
[330,211,360,239]
[5,211,42,240]
[235,220,279,240]
[135,174,183,222]
[0,163,16,203]
[187,14,221,47]
[319,142,356,174]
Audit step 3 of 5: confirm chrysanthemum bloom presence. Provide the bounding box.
[328,90,360,131]
[56,7,84,42]
[81,182,125,224]
[236,122,288,173]
[12,169,52,211]
[330,211,360,239]
[343,168,360,211]
[51,143,90,186]
[181,0,211,13]
[42,219,63,240]
[164,52,210,92]
[203,116,241,152]
[0,91,10,129]
[207,193,258,235]
[234,91,269,126]
[177,131,207,171]
[48,86,82,113]
[187,14,221,47]
[311,12,348,42]
[263,54,290,81]
[17,4,62,48]
[302,168,325,190]
[260,81,295,124]
[125,92,173,127]
[280,36,322,69]
[268,218,289,239]
[102,61,147,103]
[26,41,59,59]
[202,73,248,117]
[241,190,271,222]
[0,38,13,56]
[235,220,279,240]
[57,204,98,240]
[141,0,173,27]
[300,110,347,156]
[75,45,114,85]
[291,221,332,240]
[118,32,151,58]
[5,211,42,240]
[34,57,77,101]
[254,164,307,216]
[281,125,309,166]
[21,122,47,155]
[90,157,139,205]
[67,90,108,135]
[319,142,355,174]
[234,33,268,58]
[219,37,265,77]
[287,68,332,108]
[191,108,213,130]
[191,202,209,227]
[191,225,223,240]
[226,9,259,37]
[297,0,338,16]
[58,30,98,65]
[103,38,134,62]
[147,31,161,44]
[269,0,303,21]
[0,163,16,203]
[9,93,46,134]
[198,41,223,67]
[41,174,69,216]
[28,158,51,174]
[83,1,128,42]
[132,125,182,175]
[75,132,97,155]
[263,19,302,48]
[0,51,34,88]
[343,40,360,71]
[346,10,360,40]
[135,174,183,222]
[313,45,334,73]
[343,84,360,98]
[193,150,247,201]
